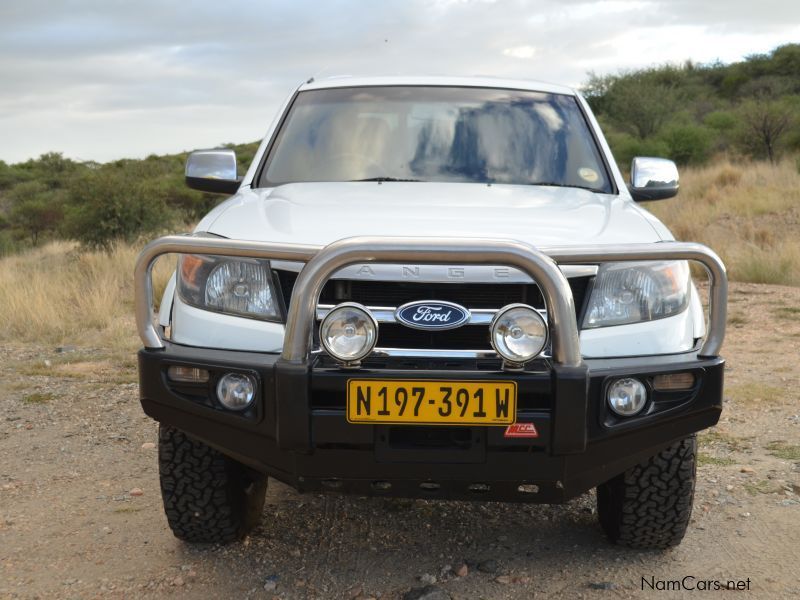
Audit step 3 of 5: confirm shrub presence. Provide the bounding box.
[64,165,178,249]
[6,181,66,244]
[0,160,33,190]
[658,124,713,165]
[0,230,19,256]
[604,130,670,172]
[704,110,738,132]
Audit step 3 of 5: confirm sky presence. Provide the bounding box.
[1,0,799,164]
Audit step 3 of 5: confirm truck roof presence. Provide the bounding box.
[298,75,577,96]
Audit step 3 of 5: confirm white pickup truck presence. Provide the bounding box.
[135,76,727,549]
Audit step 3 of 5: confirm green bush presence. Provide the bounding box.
[6,181,66,244]
[0,230,19,256]
[0,160,33,190]
[704,110,738,132]
[604,130,670,171]
[658,124,713,165]
[64,165,179,249]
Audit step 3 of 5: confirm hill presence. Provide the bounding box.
[0,141,260,254]
[583,43,800,167]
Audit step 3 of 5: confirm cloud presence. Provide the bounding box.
[0,0,799,162]
[503,45,536,59]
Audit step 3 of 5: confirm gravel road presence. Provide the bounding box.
[1,282,799,599]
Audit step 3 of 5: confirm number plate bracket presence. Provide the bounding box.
[346,379,517,425]
[374,425,486,464]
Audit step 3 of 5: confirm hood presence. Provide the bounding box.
[202,182,665,247]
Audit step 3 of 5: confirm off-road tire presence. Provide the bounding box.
[158,425,268,543]
[597,435,696,550]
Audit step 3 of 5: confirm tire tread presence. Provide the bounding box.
[597,435,696,549]
[158,425,266,543]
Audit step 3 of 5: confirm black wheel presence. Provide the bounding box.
[158,424,267,543]
[597,435,696,550]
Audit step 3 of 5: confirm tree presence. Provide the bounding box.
[584,69,684,139]
[0,160,33,190]
[63,165,178,249]
[736,97,797,163]
[7,181,65,244]
[14,152,78,189]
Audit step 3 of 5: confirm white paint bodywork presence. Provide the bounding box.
[168,76,705,358]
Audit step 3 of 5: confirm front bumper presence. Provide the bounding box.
[139,342,724,503]
[135,235,727,503]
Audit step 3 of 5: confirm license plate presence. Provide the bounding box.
[346,379,517,425]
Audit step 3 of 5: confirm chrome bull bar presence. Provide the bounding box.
[134,236,728,365]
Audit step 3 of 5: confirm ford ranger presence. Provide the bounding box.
[134,76,727,549]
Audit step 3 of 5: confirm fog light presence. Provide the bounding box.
[216,373,256,411]
[319,302,378,364]
[490,304,547,366]
[653,372,695,391]
[607,378,648,417]
[167,366,209,383]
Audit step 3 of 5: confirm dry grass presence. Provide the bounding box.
[726,382,786,404]
[0,241,173,349]
[648,158,800,286]
[743,480,781,496]
[697,453,735,467]
[698,429,754,453]
[21,392,55,404]
[765,441,800,460]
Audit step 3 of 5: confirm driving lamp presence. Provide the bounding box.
[490,304,548,366]
[319,303,378,365]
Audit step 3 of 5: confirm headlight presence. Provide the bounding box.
[583,261,690,328]
[177,254,281,321]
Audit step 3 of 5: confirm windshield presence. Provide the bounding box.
[259,86,612,192]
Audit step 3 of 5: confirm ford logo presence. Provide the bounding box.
[395,300,471,331]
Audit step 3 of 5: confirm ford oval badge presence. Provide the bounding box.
[395,300,471,331]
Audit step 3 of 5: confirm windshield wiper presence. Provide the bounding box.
[527,181,601,193]
[351,177,421,182]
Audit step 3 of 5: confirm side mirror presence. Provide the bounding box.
[185,149,241,194]
[628,157,679,202]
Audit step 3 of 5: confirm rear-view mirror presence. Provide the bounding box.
[629,157,679,202]
[185,148,241,194]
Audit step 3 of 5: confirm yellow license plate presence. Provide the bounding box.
[346,379,517,425]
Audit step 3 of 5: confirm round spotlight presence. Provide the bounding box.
[490,304,548,365]
[216,373,256,411]
[319,302,378,364]
[607,378,648,417]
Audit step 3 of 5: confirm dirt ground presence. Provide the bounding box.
[1,281,799,599]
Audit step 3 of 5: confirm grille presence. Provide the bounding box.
[377,323,490,349]
[275,270,591,351]
[316,280,547,309]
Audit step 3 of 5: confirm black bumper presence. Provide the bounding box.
[138,343,723,503]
